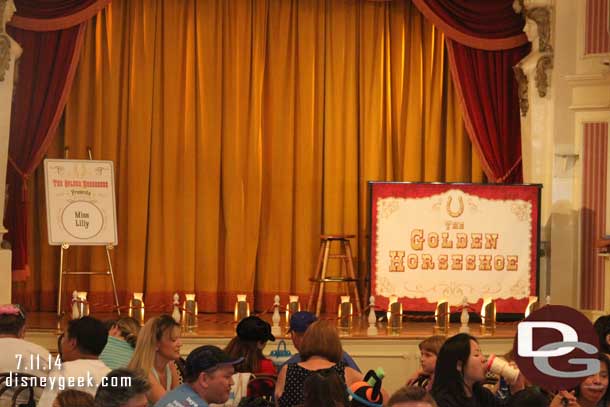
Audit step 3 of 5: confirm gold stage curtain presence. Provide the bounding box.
[19,0,483,313]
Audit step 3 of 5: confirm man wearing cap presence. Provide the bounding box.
[281,311,360,371]
[154,345,243,407]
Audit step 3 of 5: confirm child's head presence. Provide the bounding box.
[418,335,445,375]
[388,386,437,407]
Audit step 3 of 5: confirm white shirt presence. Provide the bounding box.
[0,337,51,407]
[38,358,110,407]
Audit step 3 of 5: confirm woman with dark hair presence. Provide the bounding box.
[303,369,349,407]
[225,316,276,375]
[550,353,609,407]
[594,316,610,354]
[432,333,524,407]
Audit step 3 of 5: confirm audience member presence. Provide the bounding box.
[281,311,360,371]
[128,315,182,405]
[100,317,141,369]
[94,368,150,407]
[431,333,524,407]
[508,388,549,407]
[388,386,437,407]
[225,316,276,375]
[550,353,609,407]
[303,368,349,407]
[275,321,371,407]
[388,386,438,407]
[0,304,50,406]
[406,335,445,391]
[594,315,610,354]
[52,389,95,407]
[39,317,110,407]
[154,345,242,406]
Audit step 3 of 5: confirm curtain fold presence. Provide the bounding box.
[411,0,527,50]
[411,0,529,183]
[5,0,109,281]
[446,41,529,183]
[10,0,110,31]
[5,21,87,280]
[19,0,484,313]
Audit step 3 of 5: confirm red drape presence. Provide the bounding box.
[412,0,530,183]
[5,0,110,280]
[447,41,530,183]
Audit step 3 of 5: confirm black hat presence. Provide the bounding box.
[185,345,243,380]
[236,316,275,342]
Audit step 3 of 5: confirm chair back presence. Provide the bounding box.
[247,373,277,401]
[0,372,42,407]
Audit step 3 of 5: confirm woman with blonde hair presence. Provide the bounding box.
[128,314,182,405]
[275,320,379,407]
[100,316,141,369]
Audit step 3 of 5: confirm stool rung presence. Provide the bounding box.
[328,254,349,259]
[310,277,358,283]
[62,271,110,275]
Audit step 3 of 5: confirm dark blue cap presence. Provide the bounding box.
[288,311,317,333]
[185,345,243,380]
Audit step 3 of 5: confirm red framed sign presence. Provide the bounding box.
[370,182,541,313]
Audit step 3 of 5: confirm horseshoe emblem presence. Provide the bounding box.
[446,196,464,218]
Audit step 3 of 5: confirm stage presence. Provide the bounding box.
[23,312,517,393]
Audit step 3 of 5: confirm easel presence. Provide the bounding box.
[56,147,120,316]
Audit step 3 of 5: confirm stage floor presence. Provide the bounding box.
[24,311,518,339]
[24,312,518,393]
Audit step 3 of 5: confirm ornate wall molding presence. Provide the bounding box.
[514,65,530,116]
[514,1,554,100]
[0,34,9,82]
[535,54,553,97]
[0,0,17,83]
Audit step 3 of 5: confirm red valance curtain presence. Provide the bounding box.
[412,0,530,183]
[5,0,110,280]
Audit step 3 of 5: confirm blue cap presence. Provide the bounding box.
[288,311,317,333]
[185,345,244,381]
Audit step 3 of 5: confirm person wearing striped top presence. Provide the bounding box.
[100,317,141,369]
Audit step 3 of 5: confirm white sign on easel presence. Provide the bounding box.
[44,159,118,246]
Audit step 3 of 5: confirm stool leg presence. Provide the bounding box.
[343,239,362,315]
[308,240,326,312]
[316,240,331,316]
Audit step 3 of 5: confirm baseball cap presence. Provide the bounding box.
[185,345,243,380]
[236,316,275,342]
[288,311,317,333]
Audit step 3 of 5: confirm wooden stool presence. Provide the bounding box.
[307,234,362,316]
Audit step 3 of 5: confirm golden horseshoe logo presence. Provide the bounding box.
[446,196,464,218]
